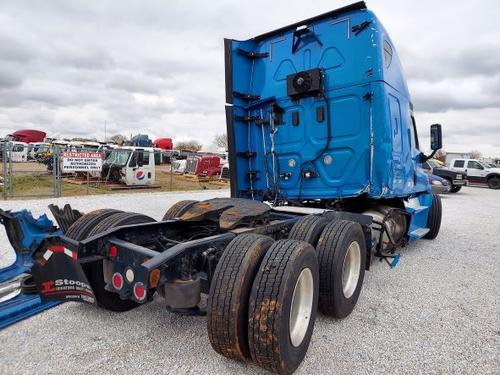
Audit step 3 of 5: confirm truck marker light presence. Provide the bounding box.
[149,269,160,288]
[133,282,146,301]
[109,245,118,257]
[125,268,134,283]
[112,272,123,290]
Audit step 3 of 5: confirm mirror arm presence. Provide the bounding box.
[421,149,438,163]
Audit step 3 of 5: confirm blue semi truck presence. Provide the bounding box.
[0,2,443,373]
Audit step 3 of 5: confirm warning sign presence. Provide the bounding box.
[61,151,104,172]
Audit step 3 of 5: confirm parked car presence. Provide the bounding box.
[422,159,467,193]
[450,158,500,189]
[428,174,450,194]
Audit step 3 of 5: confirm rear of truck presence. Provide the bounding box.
[0,2,444,374]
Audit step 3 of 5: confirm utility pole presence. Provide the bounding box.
[104,120,107,142]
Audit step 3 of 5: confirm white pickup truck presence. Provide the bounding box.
[450,158,500,189]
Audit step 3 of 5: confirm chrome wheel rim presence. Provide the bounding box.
[289,268,314,347]
[342,241,361,299]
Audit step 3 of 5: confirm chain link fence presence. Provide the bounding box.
[1,143,229,200]
[1,142,60,199]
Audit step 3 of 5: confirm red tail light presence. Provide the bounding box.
[109,245,118,257]
[112,272,123,290]
[133,282,146,301]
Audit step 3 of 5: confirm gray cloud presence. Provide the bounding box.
[0,0,498,157]
[0,35,36,63]
[409,74,500,112]
[401,41,500,81]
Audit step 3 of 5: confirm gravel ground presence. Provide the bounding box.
[0,186,499,374]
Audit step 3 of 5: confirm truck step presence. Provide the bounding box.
[409,227,430,240]
[0,292,60,329]
[405,205,428,214]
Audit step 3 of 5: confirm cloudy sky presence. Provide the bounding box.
[0,0,499,156]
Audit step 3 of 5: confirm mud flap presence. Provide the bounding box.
[31,245,96,304]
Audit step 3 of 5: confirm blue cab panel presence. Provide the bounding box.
[225,1,429,202]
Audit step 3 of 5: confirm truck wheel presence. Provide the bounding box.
[87,212,156,237]
[450,185,462,193]
[424,193,442,239]
[65,209,123,240]
[162,200,198,220]
[288,215,328,246]
[207,234,274,362]
[316,220,366,319]
[487,176,500,189]
[248,240,319,374]
[67,211,156,312]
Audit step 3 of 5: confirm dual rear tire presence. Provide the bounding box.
[289,216,367,318]
[207,235,319,374]
[208,216,367,373]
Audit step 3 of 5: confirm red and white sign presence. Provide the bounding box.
[61,151,104,172]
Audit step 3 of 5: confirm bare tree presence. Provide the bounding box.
[71,137,98,142]
[213,133,228,150]
[469,149,482,159]
[110,134,126,145]
[434,149,446,163]
[176,140,203,152]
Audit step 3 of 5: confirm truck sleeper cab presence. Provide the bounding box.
[1,2,443,374]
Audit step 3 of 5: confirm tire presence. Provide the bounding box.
[450,185,462,193]
[67,211,156,312]
[487,176,500,189]
[65,209,123,240]
[316,220,366,319]
[20,274,38,294]
[288,215,328,247]
[248,240,319,374]
[207,234,274,362]
[162,200,198,220]
[87,212,155,237]
[424,193,442,239]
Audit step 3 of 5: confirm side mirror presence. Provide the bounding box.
[430,124,442,151]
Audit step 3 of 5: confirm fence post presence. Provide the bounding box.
[169,156,174,191]
[8,143,13,196]
[53,147,61,198]
[2,143,7,200]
